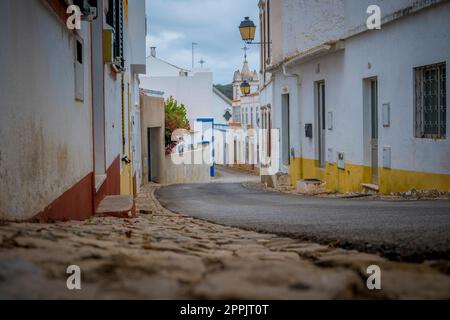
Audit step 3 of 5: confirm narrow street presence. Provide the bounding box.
[1,167,449,299]
[157,167,450,261]
[1,0,450,305]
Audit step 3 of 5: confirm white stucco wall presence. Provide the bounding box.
[276,2,450,175]
[212,91,231,125]
[140,71,215,124]
[343,0,444,32]
[146,56,188,77]
[103,0,146,174]
[127,0,147,70]
[342,3,450,174]
[0,0,93,220]
[104,70,122,168]
[282,0,345,57]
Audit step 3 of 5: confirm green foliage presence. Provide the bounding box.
[214,84,233,100]
[164,96,190,154]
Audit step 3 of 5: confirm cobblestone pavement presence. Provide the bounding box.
[0,184,449,299]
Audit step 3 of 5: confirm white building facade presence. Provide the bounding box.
[140,50,231,126]
[230,60,262,170]
[259,0,450,194]
[0,0,146,221]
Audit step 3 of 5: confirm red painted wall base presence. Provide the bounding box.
[33,155,121,222]
[34,173,94,222]
[94,155,121,210]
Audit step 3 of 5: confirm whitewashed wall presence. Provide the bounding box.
[145,56,188,77]
[282,0,345,57]
[0,0,93,220]
[281,2,450,175]
[212,91,231,125]
[140,71,215,124]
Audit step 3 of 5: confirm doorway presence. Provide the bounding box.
[316,81,326,168]
[147,128,153,182]
[370,79,379,184]
[363,77,379,185]
[281,94,290,166]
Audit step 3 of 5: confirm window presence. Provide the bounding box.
[74,38,84,101]
[256,107,259,126]
[76,40,82,64]
[233,106,241,123]
[415,62,446,139]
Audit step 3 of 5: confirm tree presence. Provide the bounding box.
[164,97,190,155]
[214,84,233,100]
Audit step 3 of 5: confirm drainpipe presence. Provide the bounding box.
[282,62,302,181]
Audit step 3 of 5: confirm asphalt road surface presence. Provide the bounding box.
[155,182,450,261]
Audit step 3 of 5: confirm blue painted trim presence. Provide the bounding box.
[196,118,214,123]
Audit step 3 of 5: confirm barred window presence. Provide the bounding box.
[415,62,446,139]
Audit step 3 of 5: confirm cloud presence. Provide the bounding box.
[145,0,260,84]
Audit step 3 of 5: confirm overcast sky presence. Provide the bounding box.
[145,0,260,85]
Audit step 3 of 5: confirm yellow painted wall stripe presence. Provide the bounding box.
[290,157,450,194]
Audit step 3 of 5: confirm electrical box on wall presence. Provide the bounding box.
[327,111,333,130]
[103,29,114,64]
[328,147,334,164]
[305,124,313,138]
[383,146,391,168]
[337,152,345,169]
[382,103,390,127]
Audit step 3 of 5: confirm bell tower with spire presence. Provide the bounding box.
[232,51,259,101]
[230,52,261,170]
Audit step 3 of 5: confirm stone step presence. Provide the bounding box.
[361,183,379,192]
[96,195,137,219]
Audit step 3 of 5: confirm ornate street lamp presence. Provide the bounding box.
[239,17,257,44]
[240,80,251,96]
[238,17,271,45]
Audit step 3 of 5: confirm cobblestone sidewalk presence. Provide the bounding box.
[0,184,449,299]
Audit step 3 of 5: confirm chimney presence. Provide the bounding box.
[150,47,156,58]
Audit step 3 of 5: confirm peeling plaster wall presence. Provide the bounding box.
[268,0,284,65]
[0,0,93,220]
[343,0,445,32]
[281,0,345,59]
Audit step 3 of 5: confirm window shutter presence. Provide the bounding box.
[114,0,124,68]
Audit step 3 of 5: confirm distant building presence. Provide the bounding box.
[231,59,261,172]
[140,48,232,177]
[140,48,231,126]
